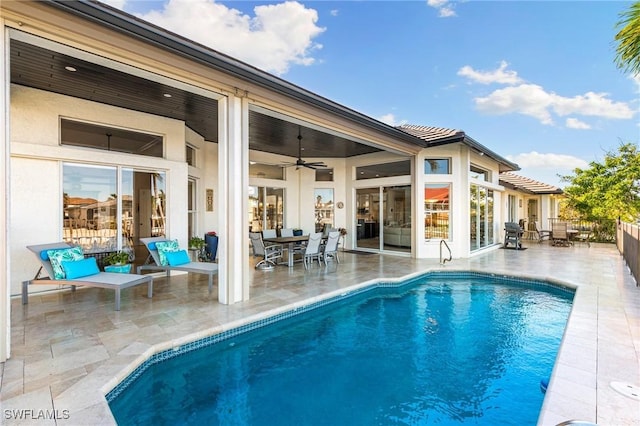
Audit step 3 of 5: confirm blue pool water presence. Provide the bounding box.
[108,273,574,425]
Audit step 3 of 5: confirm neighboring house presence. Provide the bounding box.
[499,172,564,234]
[0,1,553,360]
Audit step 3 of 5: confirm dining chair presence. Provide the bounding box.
[535,221,552,243]
[322,231,341,263]
[249,232,282,269]
[303,232,323,269]
[280,228,294,237]
[551,222,570,246]
[262,229,277,239]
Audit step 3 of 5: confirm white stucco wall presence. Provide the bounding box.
[10,86,191,295]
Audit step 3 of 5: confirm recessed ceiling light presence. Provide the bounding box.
[65,66,77,72]
[163,93,172,98]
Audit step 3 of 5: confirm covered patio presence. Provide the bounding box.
[1,242,638,425]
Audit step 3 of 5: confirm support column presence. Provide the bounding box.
[217,93,248,304]
[1,23,11,361]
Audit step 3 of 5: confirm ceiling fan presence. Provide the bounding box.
[283,127,327,170]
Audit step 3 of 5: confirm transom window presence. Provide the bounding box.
[249,162,285,180]
[61,119,164,158]
[470,164,490,181]
[425,159,451,174]
[315,168,334,182]
[356,160,410,180]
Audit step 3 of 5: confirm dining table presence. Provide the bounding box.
[263,235,309,267]
[566,229,579,245]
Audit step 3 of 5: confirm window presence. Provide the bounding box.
[248,186,284,231]
[424,159,451,174]
[315,168,334,182]
[425,184,450,240]
[186,145,196,167]
[470,164,490,181]
[188,178,197,238]
[249,162,284,180]
[63,164,166,256]
[470,184,494,250]
[508,195,517,222]
[356,160,410,180]
[314,189,334,232]
[60,119,163,158]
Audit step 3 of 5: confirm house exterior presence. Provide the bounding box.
[1,0,562,361]
[499,171,564,235]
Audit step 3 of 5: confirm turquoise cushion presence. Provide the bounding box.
[155,240,180,266]
[47,246,84,279]
[61,257,100,279]
[148,240,166,251]
[165,250,191,266]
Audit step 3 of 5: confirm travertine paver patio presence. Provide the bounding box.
[0,241,638,425]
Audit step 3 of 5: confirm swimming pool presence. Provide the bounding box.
[108,272,574,425]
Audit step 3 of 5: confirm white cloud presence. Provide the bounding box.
[133,0,325,75]
[378,113,406,126]
[457,61,524,85]
[474,84,635,126]
[552,91,635,119]
[565,117,591,130]
[427,0,456,18]
[506,151,589,169]
[330,9,339,17]
[475,84,555,124]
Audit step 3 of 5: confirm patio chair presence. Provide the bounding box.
[573,225,592,247]
[262,229,277,239]
[249,232,283,269]
[535,221,552,244]
[503,222,523,250]
[137,237,218,292]
[280,228,294,237]
[22,242,153,311]
[303,232,324,269]
[322,231,341,263]
[551,222,570,247]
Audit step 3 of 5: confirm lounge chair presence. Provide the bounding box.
[23,242,153,311]
[137,237,218,292]
[503,222,523,249]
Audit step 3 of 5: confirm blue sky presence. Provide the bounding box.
[106,0,639,188]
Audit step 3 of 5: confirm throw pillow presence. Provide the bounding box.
[47,246,84,279]
[61,257,100,279]
[165,250,191,266]
[155,240,180,266]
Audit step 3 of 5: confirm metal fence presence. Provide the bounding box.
[617,221,640,287]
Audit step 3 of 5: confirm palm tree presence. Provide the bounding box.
[615,1,640,75]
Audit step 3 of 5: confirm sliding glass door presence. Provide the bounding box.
[63,163,165,265]
[355,185,411,253]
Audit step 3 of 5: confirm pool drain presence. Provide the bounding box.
[610,381,640,400]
